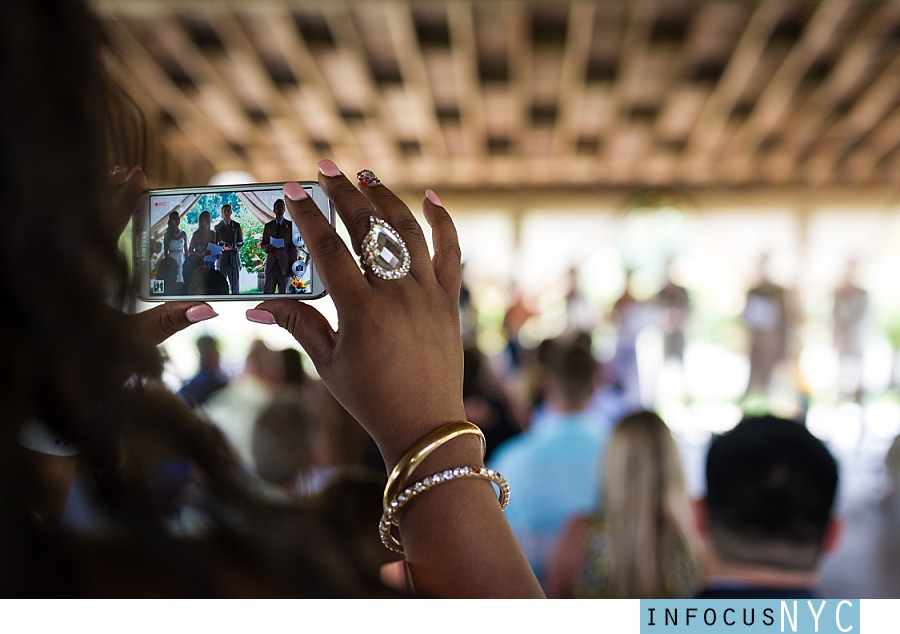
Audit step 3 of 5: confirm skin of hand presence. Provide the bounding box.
[249,161,544,597]
[252,161,467,467]
[105,165,218,344]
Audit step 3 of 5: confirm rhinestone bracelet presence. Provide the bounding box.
[379,466,511,555]
[383,422,486,511]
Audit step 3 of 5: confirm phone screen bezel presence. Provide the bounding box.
[132,181,332,301]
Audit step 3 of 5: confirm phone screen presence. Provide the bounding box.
[134,182,330,301]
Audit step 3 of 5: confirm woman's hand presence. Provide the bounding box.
[106,165,218,345]
[248,160,465,467]
[247,160,543,597]
[123,302,218,348]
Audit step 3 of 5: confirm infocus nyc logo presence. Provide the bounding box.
[640,600,860,634]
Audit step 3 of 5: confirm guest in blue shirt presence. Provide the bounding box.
[177,335,229,409]
[490,341,611,586]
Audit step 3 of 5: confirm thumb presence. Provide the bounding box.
[129,302,218,347]
[248,300,335,371]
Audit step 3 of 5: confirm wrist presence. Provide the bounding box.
[374,408,469,470]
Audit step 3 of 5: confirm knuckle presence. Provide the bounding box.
[435,210,458,233]
[396,216,424,241]
[314,232,347,259]
[329,180,363,203]
[282,308,302,336]
[158,308,183,337]
[443,242,463,261]
[350,208,373,234]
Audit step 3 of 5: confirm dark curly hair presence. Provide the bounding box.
[0,0,394,597]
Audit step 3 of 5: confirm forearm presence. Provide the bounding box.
[392,434,544,598]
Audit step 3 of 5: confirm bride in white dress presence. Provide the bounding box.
[164,211,188,283]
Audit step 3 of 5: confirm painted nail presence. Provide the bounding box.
[246,309,277,325]
[318,159,341,177]
[283,182,308,201]
[107,165,127,177]
[357,169,381,186]
[425,189,443,207]
[186,304,218,323]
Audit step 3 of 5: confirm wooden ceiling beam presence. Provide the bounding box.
[506,3,529,157]
[149,17,253,143]
[324,3,401,173]
[781,3,900,155]
[640,5,693,186]
[104,18,243,173]
[603,0,654,184]
[206,12,314,178]
[725,0,854,181]
[835,101,900,185]
[679,0,783,184]
[254,6,358,168]
[552,2,596,160]
[448,2,487,161]
[809,53,900,178]
[97,1,900,192]
[383,2,448,161]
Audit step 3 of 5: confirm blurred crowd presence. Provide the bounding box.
[109,257,896,598]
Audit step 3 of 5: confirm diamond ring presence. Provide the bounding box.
[359,216,411,280]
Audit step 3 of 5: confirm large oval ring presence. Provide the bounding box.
[359,216,411,280]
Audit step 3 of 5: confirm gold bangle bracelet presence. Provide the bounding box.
[383,422,486,510]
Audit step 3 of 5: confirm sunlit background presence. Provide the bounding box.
[99,0,900,596]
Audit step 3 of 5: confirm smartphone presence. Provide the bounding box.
[133,182,332,301]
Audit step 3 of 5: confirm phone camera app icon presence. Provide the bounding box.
[292,260,307,277]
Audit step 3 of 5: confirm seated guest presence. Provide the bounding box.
[177,336,229,409]
[181,253,205,290]
[546,411,702,598]
[313,468,399,587]
[489,342,611,586]
[251,391,318,500]
[463,346,521,461]
[185,266,229,295]
[884,433,900,509]
[203,340,284,468]
[692,415,840,598]
[154,256,183,296]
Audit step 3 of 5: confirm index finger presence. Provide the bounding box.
[282,182,368,303]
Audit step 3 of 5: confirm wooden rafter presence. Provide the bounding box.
[93,0,900,190]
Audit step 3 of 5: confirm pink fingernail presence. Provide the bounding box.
[425,189,443,207]
[246,309,277,325]
[283,182,308,201]
[318,159,341,177]
[186,304,218,323]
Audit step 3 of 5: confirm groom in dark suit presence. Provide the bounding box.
[214,204,243,294]
[261,198,298,294]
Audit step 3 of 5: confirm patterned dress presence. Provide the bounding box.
[574,516,702,599]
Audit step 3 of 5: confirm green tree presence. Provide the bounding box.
[240,219,266,273]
